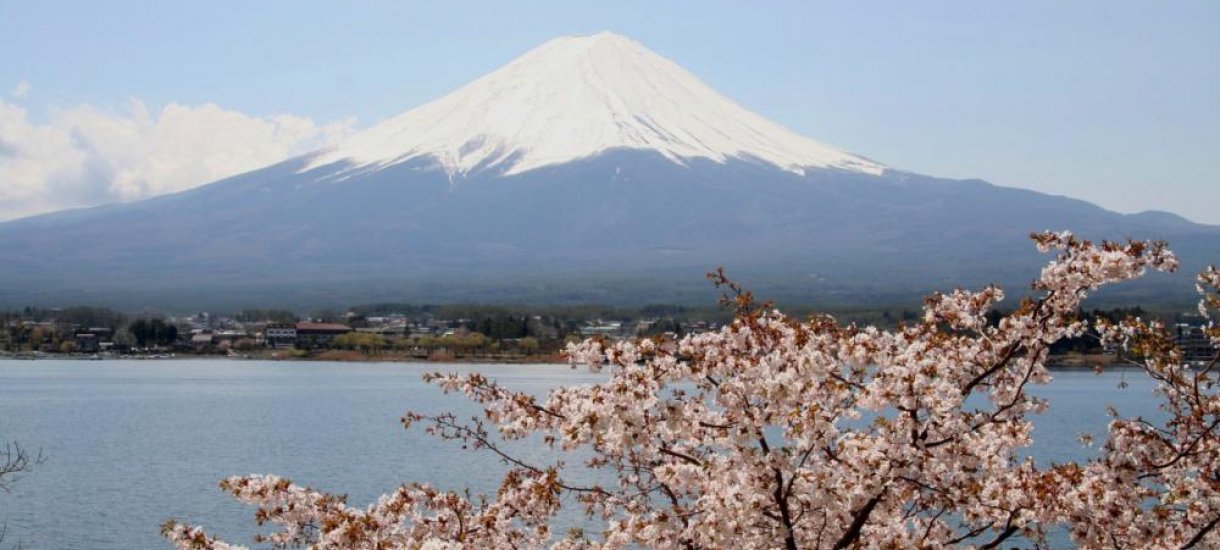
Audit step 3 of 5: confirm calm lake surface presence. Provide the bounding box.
[0,359,1160,549]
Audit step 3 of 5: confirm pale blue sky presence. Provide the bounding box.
[1,1,1217,222]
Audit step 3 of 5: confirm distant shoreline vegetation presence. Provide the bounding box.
[0,302,1213,366]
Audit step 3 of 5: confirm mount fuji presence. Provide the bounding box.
[0,32,1215,309]
[306,31,884,178]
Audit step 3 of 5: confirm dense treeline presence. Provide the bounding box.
[128,318,179,348]
[1,306,128,331]
[0,306,177,352]
[980,306,1151,355]
[464,314,530,339]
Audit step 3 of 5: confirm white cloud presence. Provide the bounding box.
[0,99,356,220]
[11,80,31,99]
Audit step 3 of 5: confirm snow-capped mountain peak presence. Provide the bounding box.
[306,31,884,177]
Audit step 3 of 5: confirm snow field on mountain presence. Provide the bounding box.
[306,32,884,177]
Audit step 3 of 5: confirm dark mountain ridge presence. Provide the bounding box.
[0,149,1214,311]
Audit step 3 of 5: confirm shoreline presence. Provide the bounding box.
[0,351,1155,370]
[0,350,569,365]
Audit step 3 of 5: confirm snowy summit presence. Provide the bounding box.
[307,31,884,177]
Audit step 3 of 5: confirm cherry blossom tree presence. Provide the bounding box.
[165,232,1220,549]
[0,441,40,494]
[1,440,43,547]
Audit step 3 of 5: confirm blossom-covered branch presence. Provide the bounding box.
[167,232,1220,549]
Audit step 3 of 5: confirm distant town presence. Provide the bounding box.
[0,303,1214,364]
[0,304,726,362]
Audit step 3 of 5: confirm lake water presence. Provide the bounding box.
[0,360,1160,549]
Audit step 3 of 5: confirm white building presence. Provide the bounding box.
[264,323,298,349]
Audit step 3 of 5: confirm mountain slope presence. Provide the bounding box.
[306,31,883,177]
[0,33,1214,310]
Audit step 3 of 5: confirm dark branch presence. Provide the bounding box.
[832,491,885,550]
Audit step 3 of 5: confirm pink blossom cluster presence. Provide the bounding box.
[166,232,1219,549]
